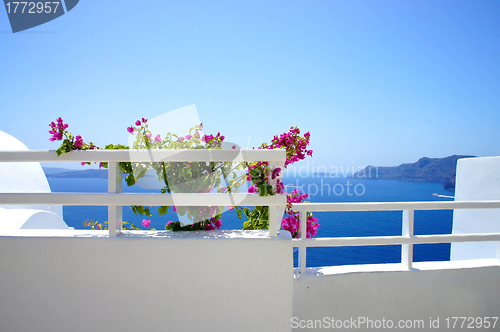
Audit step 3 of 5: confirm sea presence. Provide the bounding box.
[47,176,455,268]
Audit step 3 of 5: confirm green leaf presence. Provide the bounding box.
[144,207,152,217]
[125,174,136,186]
[176,206,187,216]
[158,206,169,215]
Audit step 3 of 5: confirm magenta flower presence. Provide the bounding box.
[204,224,215,231]
[248,184,258,193]
[74,135,83,148]
[185,134,192,140]
[127,126,134,133]
[154,134,162,142]
[142,219,151,228]
[53,132,62,140]
[135,120,141,126]
[227,206,234,211]
[142,118,148,123]
[272,167,281,180]
[276,179,285,194]
[173,206,177,212]
[146,133,152,138]
[214,219,222,229]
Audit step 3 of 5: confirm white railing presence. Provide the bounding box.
[0,149,287,236]
[292,201,500,273]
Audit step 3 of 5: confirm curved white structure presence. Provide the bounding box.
[451,156,500,260]
[0,131,67,229]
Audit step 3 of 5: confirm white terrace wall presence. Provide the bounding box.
[0,230,293,332]
[293,261,500,331]
[451,156,500,260]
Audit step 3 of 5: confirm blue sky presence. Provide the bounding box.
[1,0,499,171]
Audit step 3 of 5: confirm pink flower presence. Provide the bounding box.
[142,219,151,228]
[74,135,83,148]
[204,224,215,231]
[173,206,177,212]
[185,135,192,140]
[81,162,87,166]
[248,184,258,193]
[177,136,185,142]
[53,132,62,140]
[146,133,152,138]
[127,126,134,133]
[214,219,222,229]
[142,118,148,123]
[154,134,162,142]
[227,206,234,211]
[272,167,281,180]
[276,179,285,194]
[135,120,141,126]
[232,145,236,149]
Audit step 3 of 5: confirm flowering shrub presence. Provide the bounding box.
[281,189,319,238]
[83,219,156,231]
[238,126,318,236]
[49,117,98,155]
[49,118,319,237]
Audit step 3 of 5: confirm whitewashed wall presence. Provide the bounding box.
[0,130,65,226]
[451,156,500,260]
[0,230,293,332]
[293,261,500,331]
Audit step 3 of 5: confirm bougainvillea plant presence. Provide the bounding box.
[48,117,319,238]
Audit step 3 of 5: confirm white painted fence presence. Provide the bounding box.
[2,149,500,273]
[292,201,500,273]
[0,149,287,236]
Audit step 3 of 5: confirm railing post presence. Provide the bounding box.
[268,205,278,237]
[298,210,307,274]
[268,160,285,238]
[108,162,123,236]
[402,209,414,270]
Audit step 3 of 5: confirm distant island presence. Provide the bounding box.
[44,167,108,179]
[350,155,476,190]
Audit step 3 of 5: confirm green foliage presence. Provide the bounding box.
[83,220,156,231]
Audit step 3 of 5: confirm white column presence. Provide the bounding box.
[108,162,123,236]
[402,209,414,270]
[298,210,307,274]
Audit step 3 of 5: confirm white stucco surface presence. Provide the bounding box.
[0,230,293,332]
[293,261,500,331]
[0,130,65,227]
[451,156,500,260]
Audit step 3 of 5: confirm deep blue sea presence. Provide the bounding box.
[47,176,454,267]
